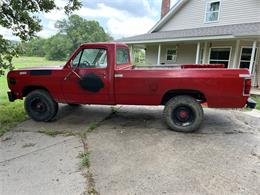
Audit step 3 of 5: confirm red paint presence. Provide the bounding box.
[179,111,188,118]
[7,42,250,108]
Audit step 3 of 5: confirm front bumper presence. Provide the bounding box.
[246,97,256,109]
[7,91,17,102]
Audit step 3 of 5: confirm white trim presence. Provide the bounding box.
[202,42,208,64]
[233,40,240,68]
[249,41,257,74]
[195,42,201,64]
[239,74,252,78]
[157,44,162,65]
[204,0,221,24]
[208,46,233,68]
[129,45,133,63]
[123,35,235,44]
[149,0,189,33]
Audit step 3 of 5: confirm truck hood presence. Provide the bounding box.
[17,65,64,71]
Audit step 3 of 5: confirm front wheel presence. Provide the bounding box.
[163,95,204,133]
[24,90,58,122]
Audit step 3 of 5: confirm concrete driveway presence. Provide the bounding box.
[1,105,260,195]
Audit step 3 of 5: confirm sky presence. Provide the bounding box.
[0,0,178,41]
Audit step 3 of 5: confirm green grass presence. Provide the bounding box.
[78,151,90,168]
[252,96,260,110]
[0,56,65,136]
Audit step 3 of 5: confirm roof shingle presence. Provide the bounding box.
[117,22,260,43]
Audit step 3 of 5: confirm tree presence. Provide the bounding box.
[0,0,82,74]
[44,34,72,61]
[55,15,113,53]
[18,38,46,57]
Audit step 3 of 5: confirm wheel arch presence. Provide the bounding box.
[161,89,207,105]
[22,86,50,97]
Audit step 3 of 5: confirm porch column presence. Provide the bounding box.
[249,40,257,74]
[202,42,208,64]
[129,45,134,63]
[233,40,240,69]
[157,44,161,65]
[195,42,201,64]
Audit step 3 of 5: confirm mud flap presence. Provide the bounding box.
[79,72,104,92]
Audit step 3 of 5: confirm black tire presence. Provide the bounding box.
[163,95,204,133]
[24,90,58,122]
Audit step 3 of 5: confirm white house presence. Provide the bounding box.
[118,0,260,88]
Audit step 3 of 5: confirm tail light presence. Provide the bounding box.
[240,74,251,96]
[244,78,251,96]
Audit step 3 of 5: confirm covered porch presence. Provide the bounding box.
[128,38,260,88]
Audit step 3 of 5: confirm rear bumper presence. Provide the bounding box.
[246,98,256,109]
[7,91,17,102]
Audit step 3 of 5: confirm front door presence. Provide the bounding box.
[62,47,111,104]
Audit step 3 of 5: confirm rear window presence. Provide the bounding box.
[116,48,129,65]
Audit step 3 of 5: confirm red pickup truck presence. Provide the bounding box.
[7,42,251,132]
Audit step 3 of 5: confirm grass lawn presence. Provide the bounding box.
[252,96,260,110]
[0,56,65,136]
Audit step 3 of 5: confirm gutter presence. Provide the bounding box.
[123,35,235,44]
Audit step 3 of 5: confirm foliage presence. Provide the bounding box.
[18,38,46,57]
[0,0,82,75]
[133,48,145,65]
[45,15,113,60]
[44,34,73,60]
[78,152,90,168]
[18,15,113,61]
[252,96,260,110]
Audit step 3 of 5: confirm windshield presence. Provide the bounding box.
[72,48,107,68]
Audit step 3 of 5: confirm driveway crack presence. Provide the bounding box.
[0,137,76,164]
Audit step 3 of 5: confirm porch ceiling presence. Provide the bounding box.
[117,22,260,44]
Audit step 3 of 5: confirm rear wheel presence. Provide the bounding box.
[163,95,203,133]
[24,90,58,122]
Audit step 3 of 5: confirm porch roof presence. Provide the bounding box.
[117,22,260,44]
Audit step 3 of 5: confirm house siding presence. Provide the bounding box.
[145,45,159,65]
[160,0,260,32]
[145,44,197,65]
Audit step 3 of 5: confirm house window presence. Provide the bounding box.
[209,48,231,68]
[205,1,220,23]
[239,47,258,69]
[166,48,177,63]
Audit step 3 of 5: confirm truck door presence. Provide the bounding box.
[62,47,112,104]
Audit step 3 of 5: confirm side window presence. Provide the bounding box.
[116,48,129,65]
[72,48,107,68]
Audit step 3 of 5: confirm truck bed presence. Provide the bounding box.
[117,64,225,70]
